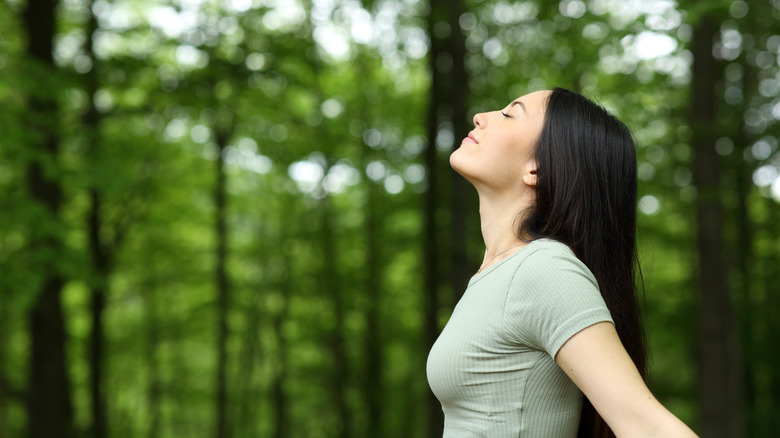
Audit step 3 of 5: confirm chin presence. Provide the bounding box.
[449,151,479,183]
[449,149,467,174]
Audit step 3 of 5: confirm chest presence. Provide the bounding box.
[426,272,544,405]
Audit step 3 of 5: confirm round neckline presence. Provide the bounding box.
[469,239,537,285]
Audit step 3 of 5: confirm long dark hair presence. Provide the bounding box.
[518,87,647,438]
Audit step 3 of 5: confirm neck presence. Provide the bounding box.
[476,187,535,270]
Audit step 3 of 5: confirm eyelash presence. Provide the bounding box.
[501,112,510,118]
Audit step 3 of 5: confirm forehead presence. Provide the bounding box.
[510,90,551,113]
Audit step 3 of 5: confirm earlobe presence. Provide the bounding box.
[522,168,538,187]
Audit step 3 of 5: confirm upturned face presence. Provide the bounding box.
[450,89,549,193]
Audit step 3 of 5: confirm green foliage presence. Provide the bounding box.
[1,0,779,437]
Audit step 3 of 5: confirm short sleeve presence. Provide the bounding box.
[502,244,614,358]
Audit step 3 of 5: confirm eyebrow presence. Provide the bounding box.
[510,100,526,113]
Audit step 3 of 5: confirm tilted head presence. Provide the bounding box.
[451,87,638,252]
[450,90,549,195]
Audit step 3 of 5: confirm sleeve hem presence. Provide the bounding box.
[547,309,614,358]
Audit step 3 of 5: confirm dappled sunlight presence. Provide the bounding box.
[288,155,362,196]
[639,194,661,215]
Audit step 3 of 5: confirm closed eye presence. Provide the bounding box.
[501,111,510,118]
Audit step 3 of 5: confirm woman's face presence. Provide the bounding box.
[450,90,549,192]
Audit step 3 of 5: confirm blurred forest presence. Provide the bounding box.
[1,0,779,437]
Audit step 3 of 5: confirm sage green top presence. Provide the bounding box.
[426,238,613,437]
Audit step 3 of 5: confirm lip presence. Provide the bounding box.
[463,132,478,144]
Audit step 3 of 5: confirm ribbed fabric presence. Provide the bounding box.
[426,239,613,437]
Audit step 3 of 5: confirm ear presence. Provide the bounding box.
[522,162,538,188]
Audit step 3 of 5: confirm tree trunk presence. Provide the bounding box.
[214,128,230,438]
[28,281,71,438]
[320,186,351,437]
[82,2,109,436]
[731,23,757,437]
[143,282,161,438]
[233,214,262,438]
[424,0,471,433]
[22,0,73,436]
[446,0,471,306]
[363,162,383,438]
[688,10,744,438]
[764,196,780,435]
[0,305,6,434]
[87,203,109,438]
[352,53,384,438]
[270,250,291,438]
[270,307,289,438]
[423,13,444,436]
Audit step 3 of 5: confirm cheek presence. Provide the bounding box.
[509,135,537,162]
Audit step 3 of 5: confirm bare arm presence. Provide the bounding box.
[555,322,698,438]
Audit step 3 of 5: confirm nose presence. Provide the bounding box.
[473,112,484,128]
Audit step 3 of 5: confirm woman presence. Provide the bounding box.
[426,88,698,437]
